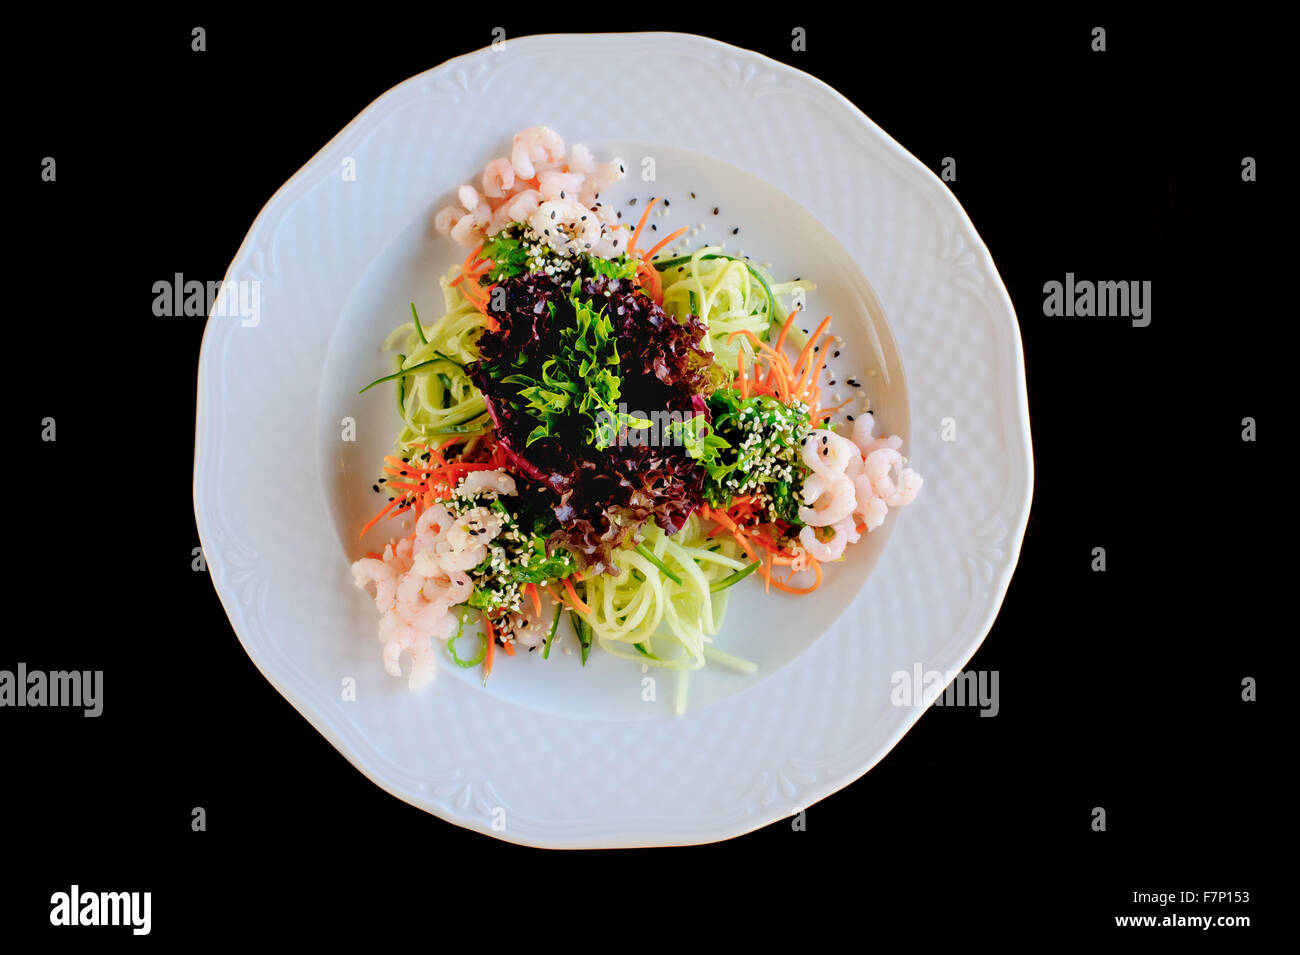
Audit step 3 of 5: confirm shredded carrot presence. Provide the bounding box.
[449,241,487,287]
[546,584,571,611]
[563,576,591,615]
[767,558,823,594]
[635,259,664,304]
[737,350,749,399]
[358,500,399,538]
[525,582,542,617]
[791,316,832,384]
[628,197,662,256]
[774,307,800,354]
[640,225,690,262]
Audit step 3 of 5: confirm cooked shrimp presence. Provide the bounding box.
[578,158,626,204]
[433,205,462,234]
[510,126,565,179]
[528,199,602,254]
[457,469,517,498]
[449,212,480,246]
[591,224,630,258]
[503,188,541,224]
[865,448,923,507]
[415,504,451,553]
[538,168,585,202]
[801,429,857,476]
[798,520,850,562]
[351,558,398,612]
[481,157,516,198]
[567,143,595,175]
[853,474,890,532]
[798,472,857,527]
[458,184,481,212]
[443,506,502,553]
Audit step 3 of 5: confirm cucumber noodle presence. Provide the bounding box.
[657,246,815,371]
[584,514,762,713]
[380,268,492,454]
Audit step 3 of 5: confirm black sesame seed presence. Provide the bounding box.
[560,190,565,199]
[664,198,670,207]
[629,198,637,206]
[732,227,739,235]
[372,484,380,492]
[550,210,557,219]
[690,191,696,198]
[713,207,719,215]
[834,350,841,358]
[651,224,657,231]
[847,414,855,422]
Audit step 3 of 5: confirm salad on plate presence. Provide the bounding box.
[349,127,922,711]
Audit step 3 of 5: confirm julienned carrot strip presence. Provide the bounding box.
[449,241,486,287]
[768,558,823,594]
[636,260,663,304]
[641,225,690,262]
[526,582,542,617]
[702,505,758,563]
[792,316,832,380]
[547,584,572,611]
[629,197,661,256]
[802,340,832,397]
[746,531,799,559]
[563,576,591,615]
[726,329,784,364]
[358,500,399,538]
[737,350,749,399]
[774,307,800,355]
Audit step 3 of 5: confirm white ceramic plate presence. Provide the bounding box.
[195,32,1032,847]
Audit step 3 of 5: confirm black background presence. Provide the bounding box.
[7,11,1280,939]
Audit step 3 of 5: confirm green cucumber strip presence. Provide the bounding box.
[568,610,592,666]
[410,302,428,345]
[359,358,444,394]
[541,604,563,660]
[652,252,777,328]
[634,543,684,586]
[710,561,761,592]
